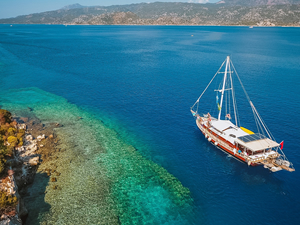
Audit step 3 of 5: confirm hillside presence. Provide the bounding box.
[0,2,300,26]
[218,0,300,6]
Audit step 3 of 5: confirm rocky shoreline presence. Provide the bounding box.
[0,113,61,225]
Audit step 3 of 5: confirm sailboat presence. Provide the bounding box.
[191,56,294,172]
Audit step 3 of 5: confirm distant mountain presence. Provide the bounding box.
[61,3,86,10]
[0,2,299,26]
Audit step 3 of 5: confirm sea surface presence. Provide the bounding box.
[0,25,300,225]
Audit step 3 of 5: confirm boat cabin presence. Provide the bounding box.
[234,133,280,156]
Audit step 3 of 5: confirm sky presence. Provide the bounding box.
[0,0,219,19]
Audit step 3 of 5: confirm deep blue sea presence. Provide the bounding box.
[1,25,300,225]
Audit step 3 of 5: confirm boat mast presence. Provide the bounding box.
[218,56,230,120]
[229,60,238,126]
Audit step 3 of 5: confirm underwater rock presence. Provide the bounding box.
[0,217,22,225]
[25,135,32,142]
[36,134,45,142]
[55,172,60,176]
[28,157,39,166]
[17,124,26,130]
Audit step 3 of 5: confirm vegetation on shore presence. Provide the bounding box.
[0,109,25,174]
[0,190,18,209]
[0,109,25,214]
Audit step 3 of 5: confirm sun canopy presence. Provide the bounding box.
[235,133,279,152]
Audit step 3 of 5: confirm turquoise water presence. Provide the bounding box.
[0,25,300,225]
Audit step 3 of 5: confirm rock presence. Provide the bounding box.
[51,177,57,182]
[23,143,37,155]
[37,134,45,141]
[1,214,8,220]
[25,135,33,141]
[29,157,39,166]
[55,123,60,127]
[17,123,26,130]
[0,216,22,225]
[40,144,44,148]
[8,170,14,176]
[16,146,25,152]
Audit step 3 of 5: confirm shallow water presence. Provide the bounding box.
[1,88,193,224]
[0,25,300,225]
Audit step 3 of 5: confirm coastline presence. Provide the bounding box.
[2,23,300,27]
[0,111,62,224]
[0,88,194,225]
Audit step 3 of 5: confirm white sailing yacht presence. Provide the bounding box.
[191,56,294,172]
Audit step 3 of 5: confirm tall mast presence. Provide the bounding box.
[218,56,230,120]
[229,61,238,126]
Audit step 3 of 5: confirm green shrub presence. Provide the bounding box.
[16,133,24,139]
[0,160,5,174]
[18,140,23,147]
[0,125,9,135]
[0,151,6,174]
[7,127,16,136]
[18,129,25,134]
[5,146,13,156]
[10,121,17,127]
[7,136,18,147]
[0,109,12,125]
[0,191,18,208]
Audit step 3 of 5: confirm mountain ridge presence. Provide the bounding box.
[218,0,299,5]
[0,2,299,26]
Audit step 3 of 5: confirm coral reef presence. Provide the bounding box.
[0,88,194,225]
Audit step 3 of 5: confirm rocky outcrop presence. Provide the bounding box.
[1,116,59,224]
[0,216,22,225]
[0,172,22,225]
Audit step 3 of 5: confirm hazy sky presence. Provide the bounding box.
[0,0,219,19]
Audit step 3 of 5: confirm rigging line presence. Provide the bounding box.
[250,101,273,140]
[191,60,226,110]
[230,61,252,104]
[231,60,260,130]
[253,107,264,135]
[250,99,277,141]
[230,63,238,126]
[252,107,260,132]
